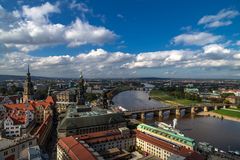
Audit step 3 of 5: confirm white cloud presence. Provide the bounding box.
[1,46,240,78]
[69,0,89,13]
[65,18,116,47]
[198,9,239,28]
[122,50,197,69]
[203,44,230,55]
[22,2,60,23]
[0,49,135,78]
[233,53,240,59]
[173,32,222,46]
[0,2,117,52]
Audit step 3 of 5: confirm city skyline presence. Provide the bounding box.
[0,0,240,78]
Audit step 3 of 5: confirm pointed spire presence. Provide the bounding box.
[80,71,83,79]
[48,86,51,96]
[28,64,30,74]
[27,64,30,76]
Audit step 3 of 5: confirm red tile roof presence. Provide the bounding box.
[45,96,55,105]
[136,130,204,160]
[9,113,27,125]
[4,103,35,111]
[4,96,54,111]
[58,136,97,160]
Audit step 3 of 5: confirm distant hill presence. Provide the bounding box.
[0,75,56,81]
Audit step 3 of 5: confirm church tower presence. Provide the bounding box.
[76,72,85,105]
[23,65,34,102]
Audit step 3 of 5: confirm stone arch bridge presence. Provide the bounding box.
[124,103,229,119]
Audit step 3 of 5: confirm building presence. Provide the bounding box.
[184,88,199,94]
[34,115,53,148]
[4,95,54,124]
[57,127,135,160]
[33,96,54,124]
[0,104,7,119]
[23,65,34,103]
[55,89,77,113]
[137,124,196,150]
[221,89,240,96]
[73,127,135,152]
[76,72,85,105]
[57,136,102,160]
[57,106,127,138]
[55,73,86,113]
[3,110,34,137]
[136,130,204,160]
[225,96,240,105]
[0,135,37,160]
[0,95,22,105]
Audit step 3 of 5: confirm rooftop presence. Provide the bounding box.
[73,128,134,145]
[58,107,126,131]
[136,130,204,160]
[137,124,195,147]
[58,136,102,160]
[0,135,36,151]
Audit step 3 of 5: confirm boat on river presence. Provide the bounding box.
[156,121,184,136]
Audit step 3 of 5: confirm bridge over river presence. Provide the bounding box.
[123,103,229,119]
[113,90,228,119]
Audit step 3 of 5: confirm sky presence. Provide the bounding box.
[0,0,240,78]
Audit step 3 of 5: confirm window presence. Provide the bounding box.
[4,151,8,156]
[11,148,15,153]
[29,141,32,145]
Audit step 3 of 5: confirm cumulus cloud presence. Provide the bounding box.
[65,18,116,47]
[233,53,240,59]
[198,9,239,28]
[0,2,117,52]
[22,2,60,23]
[121,50,198,69]
[0,49,134,78]
[1,46,240,78]
[203,44,230,55]
[173,32,222,46]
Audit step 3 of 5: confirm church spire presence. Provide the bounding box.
[28,64,30,74]
[23,64,34,102]
[76,72,85,105]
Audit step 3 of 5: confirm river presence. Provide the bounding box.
[112,90,240,151]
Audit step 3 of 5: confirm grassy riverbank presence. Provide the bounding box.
[212,109,240,119]
[150,90,199,106]
[198,111,240,122]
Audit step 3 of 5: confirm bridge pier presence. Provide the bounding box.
[136,113,141,119]
[141,112,145,119]
[204,106,208,112]
[176,108,181,116]
[191,107,195,114]
[154,110,163,118]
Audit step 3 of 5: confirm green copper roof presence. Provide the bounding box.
[137,123,195,147]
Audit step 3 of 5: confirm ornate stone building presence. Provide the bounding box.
[23,65,34,103]
[56,73,86,113]
[76,72,85,105]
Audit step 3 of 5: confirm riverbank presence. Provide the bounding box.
[197,111,240,122]
[150,90,200,106]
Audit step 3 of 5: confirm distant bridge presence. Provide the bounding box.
[123,103,229,119]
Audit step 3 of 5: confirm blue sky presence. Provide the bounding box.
[0,0,240,78]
